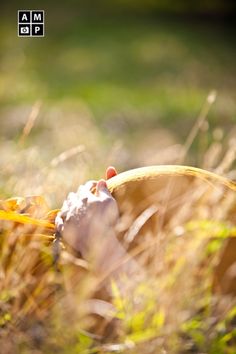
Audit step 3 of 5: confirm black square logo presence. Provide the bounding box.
[18,24,31,36]
[32,11,44,23]
[18,10,45,37]
[18,11,31,23]
[32,24,44,36]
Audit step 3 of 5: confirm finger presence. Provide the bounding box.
[55,214,64,232]
[77,180,97,199]
[80,180,97,192]
[96,179,114,200]
[106,166,117,180]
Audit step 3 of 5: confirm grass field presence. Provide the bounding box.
[0,13,236,353]
[1,16,236,199]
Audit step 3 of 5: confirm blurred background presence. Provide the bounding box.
[0,0,236,206]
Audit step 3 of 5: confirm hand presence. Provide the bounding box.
[55,167,119,258]
[56,166,143,289]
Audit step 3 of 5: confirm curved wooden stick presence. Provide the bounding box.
[107,165,236,295]
[107,165,236,193]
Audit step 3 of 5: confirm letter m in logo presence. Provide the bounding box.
[34,13,41,21]
[32,11,44,23]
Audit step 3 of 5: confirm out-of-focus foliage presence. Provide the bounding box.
[0,173,236,353]
[0,1,236,352]
[0,6,236,203]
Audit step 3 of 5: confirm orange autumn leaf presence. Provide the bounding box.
[0,210,55,230]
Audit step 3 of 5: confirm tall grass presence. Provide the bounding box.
[0,96,236,353]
